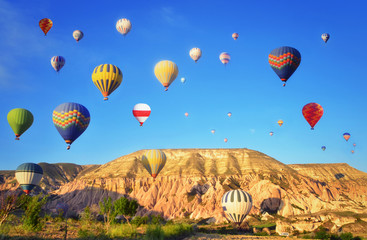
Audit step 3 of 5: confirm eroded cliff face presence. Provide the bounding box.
[43,148,367,223]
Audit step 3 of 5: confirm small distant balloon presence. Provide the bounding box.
[211,129,215,134]
[219,52,230,65]
[224,138,228,143]
[321,33,330,43]
[56,202,69,217]
[133,103,151,126]
[154,60,179,91]
[189,48,202,62]
[269,131,274,136]
[39,18,53,36]
[351,150,355,154]
[277,120,283,127]
[232,33,239,40]
[51,56,65,72]
[116,18,131,36]
[227,112,232,117]
[321,146,326,151]
[73,30,84,42]
[185,112,189,117]
[181,77,186,83]
[353,143,356,147]
[343,133,350,142]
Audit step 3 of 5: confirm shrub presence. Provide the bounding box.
[145,224,164,240]
[108,224,137,238]
[151,214,165,225]
[131,216,149,227]
[162,223,193,239]
[315,227,329,240]
[340,233,353,240]
[22,194,48,232]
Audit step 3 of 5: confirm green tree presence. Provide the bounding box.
[99,197,117,231]
[21,194,48,232]
[0,193,29,226]
[114,197,139,227]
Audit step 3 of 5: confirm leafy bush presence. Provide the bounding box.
[131,216,149,227]
[151,214,165,225]
[114,197,139,226]
[340,233,353,240]
[145,224,164,240]
[22,194,48,232]
[108,224,137,238]
[162,223,193,239]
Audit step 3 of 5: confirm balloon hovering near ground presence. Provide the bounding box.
[232,33,239,40]
[92,64,123,100]
[219,52,231,65]
[221,190,252,225]
[321,146,326,151]
[302,103,323,130]
[7,108,34,140]
[73,30,84,42]
[39,18,53,36]
[116,18,131,36]
[154,60,178,91]
[51,56,65,72]
[15,163,43,195]
[141,149,166,178]
[269,46,301,86]
[133,103,151,126]
[227,112,232,117]
[52,102,90,150]
[224,138,228,143]
[343,133,350,141]
[189,48,202,62]
[277,120,283,127]
[56,202,69,217]
[321,33,330,43]
[211,129,215,134]
[269,131,274,136]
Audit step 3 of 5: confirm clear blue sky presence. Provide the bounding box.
[1,0,366,173]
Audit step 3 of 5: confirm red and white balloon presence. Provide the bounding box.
[133,103,151,126]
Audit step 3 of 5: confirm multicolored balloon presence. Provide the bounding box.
[232,33,239,40]
[73,30,84,42]
[277,120,283,127]
[343,133,351,142]
[39,18,53,36]
[15,163,43,195]
[154,60,179,91]
[133,103,151,126]
[116,18,132,36]
[141,149,166,178]
[224,138,228,143]
[185,112,189,117]
[189,48,202,62]
[221,190,252,225]
[302,103,323,130]
[92,64,123,100]
[321,146,326,151]
[269,46,301,86]
[56,202,69,217]
[321,33,330,43]
[227,112,232,117]
[51,56,65,72]
[7,108,34,140]
[220,52,231,65]
[269,131,274,136]
[52,102,90,150]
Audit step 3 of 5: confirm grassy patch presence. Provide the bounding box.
[252,222,276,229]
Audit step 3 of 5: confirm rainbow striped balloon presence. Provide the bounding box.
[219,52,230,65]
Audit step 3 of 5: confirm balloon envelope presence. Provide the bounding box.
[222,190,252,225]
[141,150,166,178]
[154,60,178,91]
[189,48,202,62]
[92,64,123,100]
[232,33,239,40]
[227,112,232,117]
[52,102,90,149]
[224,138,228,143]
[321,146,326,151]
[211,129,215,134]
[56,202,69,216]
[302,103,323,130]
[7,108,34,140]
[116,18,132,36]
[269,46,301,86]
[133,103,151,126]
[269,131,274,136]
[39,18,53,35]
[51,56,65,72]
[219,52,230,65]
[185,112,189,117]
[321,33,330,43]
[15,163,43,195]
[277,120,283,126]
[343,133,351,141]
[73,30,84,42]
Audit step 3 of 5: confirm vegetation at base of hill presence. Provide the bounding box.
[301,226,362,240]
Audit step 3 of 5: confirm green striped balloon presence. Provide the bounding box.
[7,108,34,140]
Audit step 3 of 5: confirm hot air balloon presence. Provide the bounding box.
[133,103,151,126]
[181,77,186,83]
[353,143,356,147]
[92,64,123,100]
[211,129,215,134]
[52,102,90,150]
[221,190,252,225]
[154,60,178,91]
[302,103,323,130]
[39,18,53,36]
[141,149,166,178]
[351,150,355,154]
[116,18,132,36]
[343,133,351,142]
[277,120,283,127]
[189,48,202,63]
[15,163,43,195]
[219,52,230,65]
[224,138,228,143]
[56,202,69,217]
[185,112,189,117]
[51,56,65,72]
[227,112,232,117]
[73,30,84,42]
[269,131,274,136]
[321,146,326,151]
[269,46,301,86]
[7,108,34,140]
[232,33,239,40]
[321,33,330,43]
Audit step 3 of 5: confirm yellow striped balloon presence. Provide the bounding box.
[154,60,178,91]
[141,149,167,178]
[91,64,123,100]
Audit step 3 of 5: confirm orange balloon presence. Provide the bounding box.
[39,18,53,36]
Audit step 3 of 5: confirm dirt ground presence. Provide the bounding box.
[184,233,292,240]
